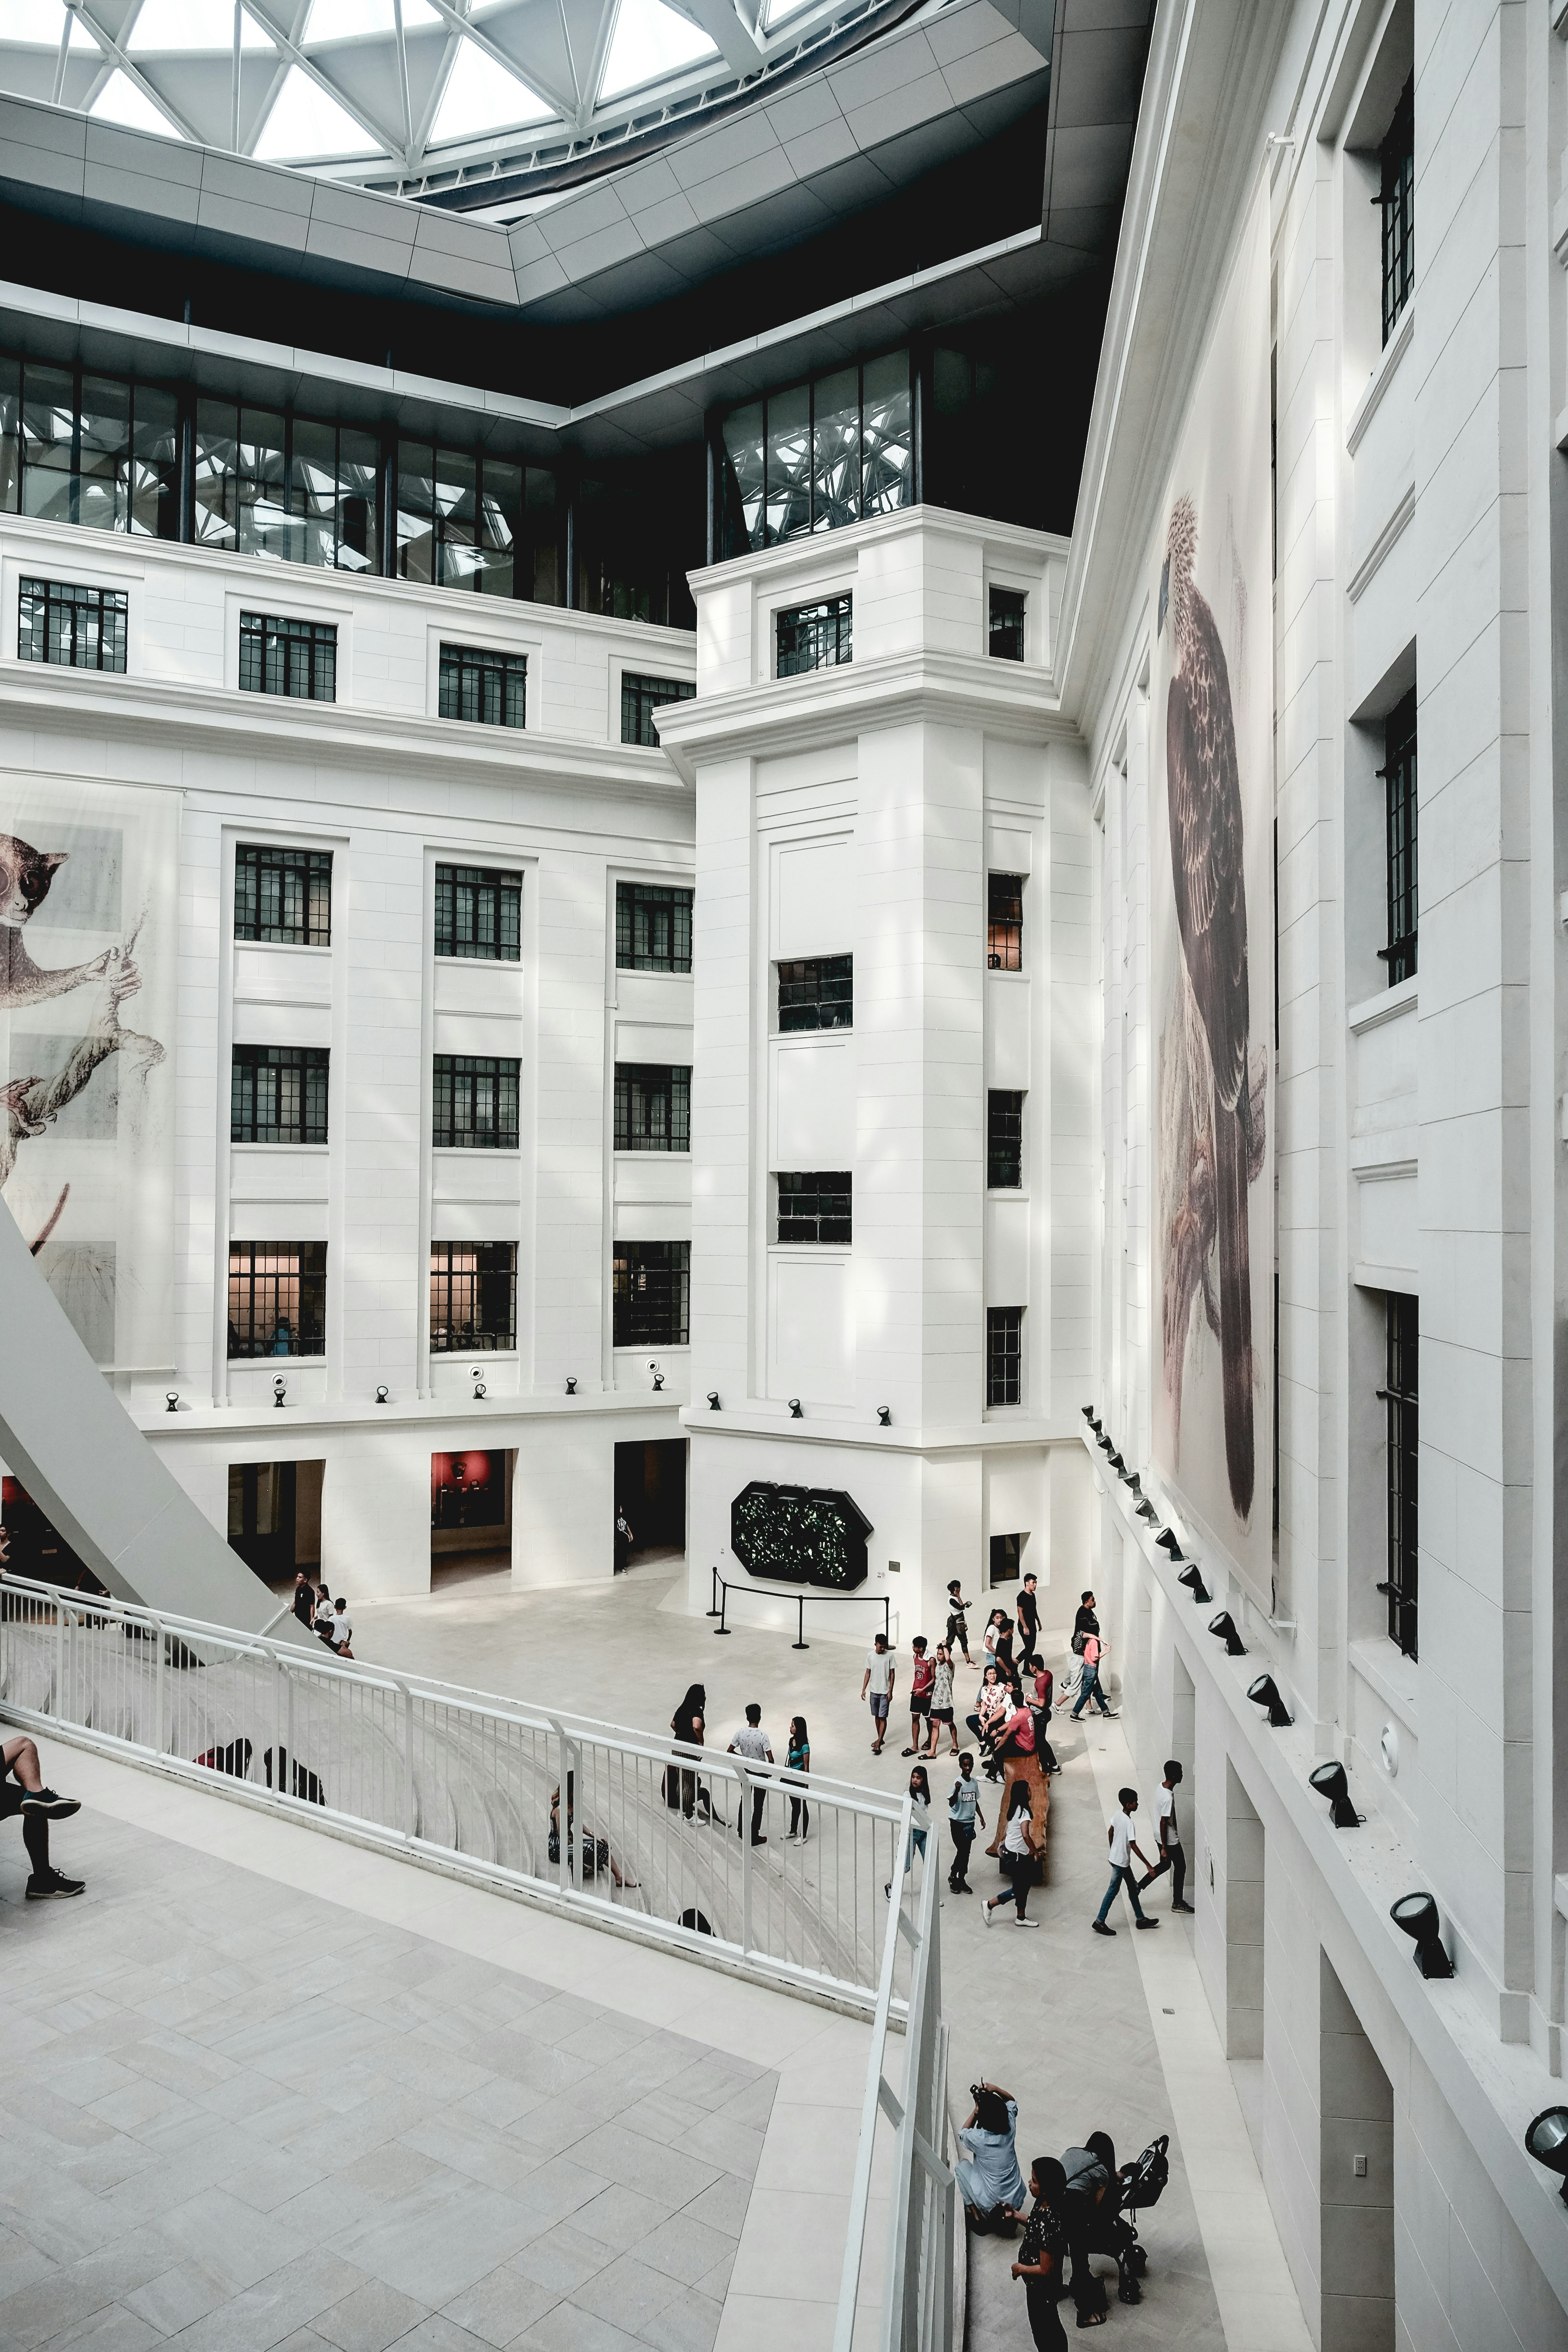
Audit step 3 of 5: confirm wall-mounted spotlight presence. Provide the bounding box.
[375,1384,389,1406]
[651,1370,665,1392]
[1247,1672,1292,1727]
[1080,1404,1097,1425]
[707,1390,721,1410]
[471,1371,488,1401]
[272,1376,287,1409]
[877,1406,892,1427]
[1389,1893,1453,1980]
[1106,1450,1126,1473]
[1136,1498,1160,1523]
[1524,2108,1568,2205]
[1157,1528,1185,1560]
[165,1391,180,1414]
[788,1398,803,1419]
[1122,1469,1142,1495]
[565,1376,577,1395]
[1208,1610,1247,1656]
[1177,1562,1211,1604]
[1308,1759,1363,1829]
[1096,1431,1114,1452]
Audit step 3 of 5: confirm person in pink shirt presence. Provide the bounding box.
[1069,1629,1116,1719]
[903,1636,936,1756]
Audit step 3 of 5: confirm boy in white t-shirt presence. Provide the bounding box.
[859,1633,896,1754]
[1137,1760,1194,1912]
[1090,1787,1159,1935]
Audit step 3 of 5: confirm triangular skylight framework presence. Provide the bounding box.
[598,0,717,104]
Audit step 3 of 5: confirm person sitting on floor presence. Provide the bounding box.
[1,1733,84,1901]
[956,2080,1026,2234]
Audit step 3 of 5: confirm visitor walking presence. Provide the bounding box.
[861,1631,896,1753]
[1092,1788,1159,1935]
[785,1715,811,1840]
[925,1642,959,1755]
[1011,2158,1072,2352]
[1069,1628,1115,1718]
[888,1764,931,1893]
[945,1578,974,1665]
[290,1567,315,1628]
[668,1683,712,1819]
[1016,1571,1041,1671]
[1072,1591,1100,1649]
[728,1703,773,1844]
[947,1752,984,1892]
[1137,1759,1194,1911]
[903,1635,935,1754]
[983,1780,1041,1926]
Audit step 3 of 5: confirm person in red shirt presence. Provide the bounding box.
[903,1636,936,1757]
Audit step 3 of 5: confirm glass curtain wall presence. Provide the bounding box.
[0,359,179,537]
[716,351,913,557]
[396,443,560,601]
[196,405,380,572]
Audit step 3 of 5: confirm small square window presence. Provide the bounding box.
[18,576,126,672]
[235,844,332,946]
[616,880,693,972]
[775,1172,852,1245]
[228,1242,326,1359]
[615,1064,691,1152]
[777,955,852,1032]
[776,595,852,677]
[612,1241,689,1347]
[435,864,521,961]
[232,1045,329,1145]
[439,642,526,729]
[430,1242,517,1352]
[239,611,336,701]
[432,1054,520,1150]
[988,587,1026,662]
[622,671,695,746]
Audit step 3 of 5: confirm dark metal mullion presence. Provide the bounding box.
[70,361,83,530]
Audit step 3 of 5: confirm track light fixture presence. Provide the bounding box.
[1308,1759,1363,1829]
[1177,1562,1211,1604]
[651,1370,664,1391]
[272,1376,287,1408]
[1389,1893,1453,1980]
[1136,1498,1160,1523]
[1524,2108,1568,2204]
[1107,1450,1126,1473]
[788,1398,803,1419]
[1156,1528,1184,1560]
[1208,1610,1247,1656]
[1247,1672,1292,1727]
[165,1391,179,1413]
[375,1384,389,1405]
[565,1376,577,1395]
[707,1390,721,1410]
[472,1379,487,1400]
[877,1406,892,1426]
[1081,1404,1098,1427]
[1096,1431,1114,1451]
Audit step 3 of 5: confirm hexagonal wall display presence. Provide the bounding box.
[730,1482,871,1590]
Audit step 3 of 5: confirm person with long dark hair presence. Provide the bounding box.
[1011,2157,1071,2348]
[785,1715,811,1840]
[668,1683,711,1820]
[887,1764,931,1895]
[983,1778,1040,1926]
[956,2082,1025,2233]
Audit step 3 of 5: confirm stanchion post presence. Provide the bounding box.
[793,1593,809,1651]
[708,1564,723,1619]
[714,1577,731,1634]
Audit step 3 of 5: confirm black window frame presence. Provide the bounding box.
[615,880,693,973]
[429,1241,518,1353]
[1380,76,1415,345]
[777,595,852,678]
[434,864,522,962]
[987,1090,1024,1189]
[612,1239,690,1348]
[1378,1292,1418,1660]
[614,1063,691,1153]
[716,350,915,557]
[234,843,332,947]
[622,671,696,747]
[238,610,336,701]
[777,955,853,1033]
[775,1172,852,1246]
[1378,689,1416,984]
[18,575,127,672]
[988,586,1026,662]
[989,1532,1023,1586]
[986,1306,1023,1407]
[231,1044,330,1146]
[988,872,1024,971]
[432,1054,520,1151]
[438,641,527,730]
[227,1241,326,1360]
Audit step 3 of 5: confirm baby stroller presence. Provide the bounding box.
[1060,2132,1169,2308]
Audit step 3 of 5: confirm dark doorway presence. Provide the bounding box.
[228,1460,325,1586]
[0,1476,102,1592]
[431,1448,514,1583]
[614,1438,687,1569]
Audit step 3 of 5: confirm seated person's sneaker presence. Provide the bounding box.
[20,1788,80,1819]
[26,1870,86,1899]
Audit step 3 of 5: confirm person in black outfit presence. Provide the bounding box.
[1,1734,84,1900]
[290,1567,315,1628]
[1072,1592,1100,1647]
[1010,2157,1071,2350]
[668,1683,712,1820]
[1016,1573,1041,1671]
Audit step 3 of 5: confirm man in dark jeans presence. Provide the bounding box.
[1016,1573,1041,1671]
[1,1733,84,1899]
[1138,1760,1195,1912]
[727,1703,773,1845]
[1072,1591,1099,1648]
[947,1752,984,1892]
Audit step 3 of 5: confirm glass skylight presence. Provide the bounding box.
[128,0,272,50]
[0,0,65,41]
[599,0,717,103]
[429,36,552,143]
[254,63,382,158]
[89,70,179,134]
[304,0,440,39]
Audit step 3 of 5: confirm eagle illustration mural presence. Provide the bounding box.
[1159,492,1256,1521]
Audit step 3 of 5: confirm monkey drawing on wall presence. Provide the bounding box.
[0,833,117,1006]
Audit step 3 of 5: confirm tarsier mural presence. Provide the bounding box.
[0,831,164,1250]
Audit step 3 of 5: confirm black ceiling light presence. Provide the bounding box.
[1157,1528,1185,1560]
[1208,1610,1247,1656]
[1390,1893,1453,1980]
[1524,2108,1568,2204]
[1309,1760,1363,1829]
[1177,1562,1211,1603]
[1247,1673,1292,1727]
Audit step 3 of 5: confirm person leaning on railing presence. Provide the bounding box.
[1,1732,84,1901]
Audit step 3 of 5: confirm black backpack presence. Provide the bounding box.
[1122,2134,1170,2216]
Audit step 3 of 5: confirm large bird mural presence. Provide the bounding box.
[1159,492,1257,1521]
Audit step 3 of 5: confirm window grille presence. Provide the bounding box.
[1378,1293,1418,1659]
[238,611,336,701]
[988,873,1024,970]
[778,956,852,1033]
[615,880,693,972]
[1380,77,1415,344]
[438,643,527,730]
[988,1091,1024,1188]
[717,351,913,554]
[775,1172,852,1245]
[429,1242,517,1353]
[989,587,1026,662]
[432,1054,519,1150]
[987,1306,1023,1406]
[434,865,521,961]
[621,671,696,747]
[1378,689,1416,984]
[17,576,127,672]
[612,1240,689,1348]
[234,845,332,946]
[227,1242,326,1359]
[777,595,852,678]
[231,1045,329,1145]
[614,1064,691,1152]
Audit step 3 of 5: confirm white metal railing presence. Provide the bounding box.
[0,1572,913,2016]
[834,1821,955,2352]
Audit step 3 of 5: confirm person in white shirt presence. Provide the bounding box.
[329,1597,353,1657]
[860,1632,896,1753]
[982,1780,1041,1926]
[1091,1787,1159,1935]
[1137,1760,1194,1913]
[727,1703,774,1844]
